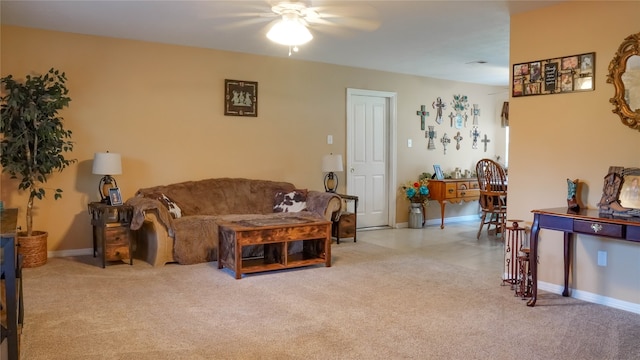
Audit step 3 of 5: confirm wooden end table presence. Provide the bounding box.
[217,215,331,279]
[334,194,358,244]
[88,202,134,268]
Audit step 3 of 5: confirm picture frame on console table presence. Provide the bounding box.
[598,166,640,216]
[433,165,444,180]
[224,79,258,117]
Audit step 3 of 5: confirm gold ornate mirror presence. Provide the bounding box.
[607,32,640,131]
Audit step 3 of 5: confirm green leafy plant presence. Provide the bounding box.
[0,68,76,235]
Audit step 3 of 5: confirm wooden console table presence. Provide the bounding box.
[528,207,640,307]
[427,179,479,228]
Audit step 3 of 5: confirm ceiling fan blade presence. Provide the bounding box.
[306,4,380,32]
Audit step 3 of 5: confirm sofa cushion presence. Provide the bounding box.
[273,189,308,213]
[144,192,182,219]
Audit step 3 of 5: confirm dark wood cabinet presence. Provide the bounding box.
[1,208,22,360]
[88,202,134,268]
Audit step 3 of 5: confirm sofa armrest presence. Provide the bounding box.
[133,210,176,266]
[306,191,342,221]
[125,196,177,266]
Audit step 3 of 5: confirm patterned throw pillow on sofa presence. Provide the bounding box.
[144,192,183,219]
[273,189,308,213]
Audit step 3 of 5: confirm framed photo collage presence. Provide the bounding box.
[512,52,595,97]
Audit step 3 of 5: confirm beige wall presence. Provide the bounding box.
[0,25,505,253]
[510,1,640,306]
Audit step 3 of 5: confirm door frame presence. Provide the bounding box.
[346,88,397,228]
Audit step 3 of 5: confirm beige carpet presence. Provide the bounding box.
[20,240,640,360]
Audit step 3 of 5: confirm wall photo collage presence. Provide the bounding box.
[512,52,595,97]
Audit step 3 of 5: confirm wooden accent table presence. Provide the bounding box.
[333,193,358,244]
[528,207,640,307]
[427,179,480,228]
[88,202,134,268]
[217,215,331,279]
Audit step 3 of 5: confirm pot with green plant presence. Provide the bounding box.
[0,68,76,267]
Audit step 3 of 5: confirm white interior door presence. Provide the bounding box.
[346,89,397,228]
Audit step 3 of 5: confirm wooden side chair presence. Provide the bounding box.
[475,158,508,239]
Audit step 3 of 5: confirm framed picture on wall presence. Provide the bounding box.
[224,79,258,117]
[433,165,444,180]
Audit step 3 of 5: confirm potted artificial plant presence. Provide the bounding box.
[0,68,76,267]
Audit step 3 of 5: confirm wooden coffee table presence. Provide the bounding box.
[217,214,331,279]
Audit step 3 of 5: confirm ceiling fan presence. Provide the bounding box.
[211,1,380,56]
[266,1,319,54]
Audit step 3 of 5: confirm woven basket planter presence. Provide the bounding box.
[18,231,48,268]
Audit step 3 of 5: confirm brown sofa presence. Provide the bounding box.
[125,178,341,266]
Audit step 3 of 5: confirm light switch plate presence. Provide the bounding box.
[408,139,412,147]
[327,135,333,144]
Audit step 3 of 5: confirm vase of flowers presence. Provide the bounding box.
[401,174,430,228]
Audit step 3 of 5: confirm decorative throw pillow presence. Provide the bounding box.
[273,189,308,213]
[145,192,182,219]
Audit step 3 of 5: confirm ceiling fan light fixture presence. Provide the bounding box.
[266,13,313,46]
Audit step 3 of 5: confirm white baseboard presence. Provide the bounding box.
[539,281,640,315]
[396,214,479,228]
[48,248,93,258]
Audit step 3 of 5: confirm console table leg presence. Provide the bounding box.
[563,232,572,297]
[439,201,446,229]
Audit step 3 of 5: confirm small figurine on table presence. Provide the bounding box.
[567,178,580,211]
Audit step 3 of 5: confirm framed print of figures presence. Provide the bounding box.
[512,52,595,97]
[224,79,258,117]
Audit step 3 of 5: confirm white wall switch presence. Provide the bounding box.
[408,139,412,147]
[327,135,333,144]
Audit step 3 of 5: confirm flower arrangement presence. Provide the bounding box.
[401,173,430,203]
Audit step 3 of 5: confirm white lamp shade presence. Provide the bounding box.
[322,154,344,173]
[92,152,122,175]
[266,14,313,46]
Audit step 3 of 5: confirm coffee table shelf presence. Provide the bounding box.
[218,215,331,279]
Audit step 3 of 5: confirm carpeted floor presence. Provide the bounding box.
[18,230,640,359]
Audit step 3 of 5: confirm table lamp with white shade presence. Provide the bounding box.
[92,152,122,203]
[322,154,343,193]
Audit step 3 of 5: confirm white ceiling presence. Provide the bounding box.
[1,0,564,87]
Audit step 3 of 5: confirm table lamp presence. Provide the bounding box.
[92,152,122,203]
[322,154,343,193]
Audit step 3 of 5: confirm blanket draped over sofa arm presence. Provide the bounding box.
[306,191,342,221]
[126,196,175,235]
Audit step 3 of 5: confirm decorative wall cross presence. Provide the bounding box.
[432,97,446,124]
[472,104,481,125]
[453,131,463,150]
[481,134,491,152]
[416,105,429,130]
[448,112,456,127]
[440,133,451,154]
[470,127,480,149]
[426,125,437,150]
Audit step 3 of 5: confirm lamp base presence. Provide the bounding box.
[98,175,118,203]
[324,172,339,193]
